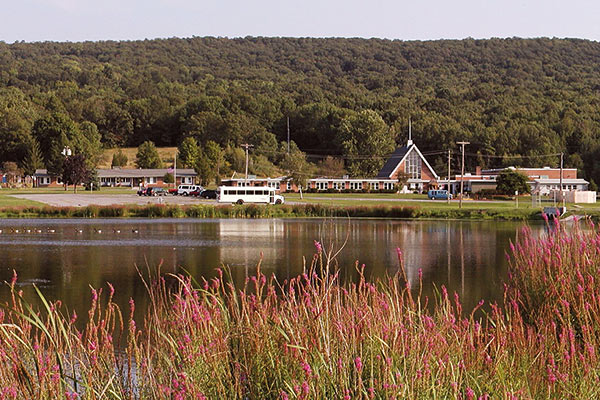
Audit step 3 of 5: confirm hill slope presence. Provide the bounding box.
[1,37,600,182]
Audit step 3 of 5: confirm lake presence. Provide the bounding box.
[0,218,543,319]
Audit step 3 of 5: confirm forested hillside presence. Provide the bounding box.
[1,37,600,183]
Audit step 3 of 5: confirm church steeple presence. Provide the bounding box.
[407,117,413,146]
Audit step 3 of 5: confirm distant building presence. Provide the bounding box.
[33,168,197,188]
[439,166,588,195]
[376,138,439,192]
[220,176,398,193]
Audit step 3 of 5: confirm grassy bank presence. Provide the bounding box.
[0,202,543,220]
[1,222,600,398]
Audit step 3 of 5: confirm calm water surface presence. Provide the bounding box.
[0,218,544,318]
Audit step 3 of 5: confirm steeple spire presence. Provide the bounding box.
[407,117,413,146]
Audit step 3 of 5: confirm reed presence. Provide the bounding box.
[1,221,600,398]
[0,203,540,220]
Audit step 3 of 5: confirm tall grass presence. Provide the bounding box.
[0,203,539,220]
[2,221,600,398]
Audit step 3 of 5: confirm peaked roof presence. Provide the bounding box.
[377,145,410,178]
[377,144,440,180]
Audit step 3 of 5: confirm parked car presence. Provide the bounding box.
[150,188,168,196]
[177,185,203,196]
[189,189,202,197]
[137,187,152,196]
[199,189,218,199]
[168,188,178,195]
[427,189,453,200]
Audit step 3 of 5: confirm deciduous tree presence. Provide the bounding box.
[136,141,163,169]
[496,169,530,195]
[62,154,91,193]
[337,110,395,177]
[178,137,200,168]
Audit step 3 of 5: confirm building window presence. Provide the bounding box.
[383,182,395,190]
[370,182,379,191]
[404,150,422,180]
[316,182,327,191]
[349,182,362,190]
[334,181,343,190]
[286,181,292,191]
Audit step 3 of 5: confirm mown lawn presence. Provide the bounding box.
[284,192,600,212]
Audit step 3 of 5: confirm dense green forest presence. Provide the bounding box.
[1,37,600,183]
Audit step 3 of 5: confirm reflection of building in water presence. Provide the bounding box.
[384,222,500,292]
[392,222,450,286]
[217,220,285,280]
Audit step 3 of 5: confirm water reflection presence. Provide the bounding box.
[0,218,544,319]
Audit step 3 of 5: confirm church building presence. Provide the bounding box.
[376,125,439,192]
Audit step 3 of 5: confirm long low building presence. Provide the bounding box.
[33,168,197,188]
[220,176,398,193]
[438,166,589,195]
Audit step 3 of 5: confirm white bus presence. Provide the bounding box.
[218,186,285,205]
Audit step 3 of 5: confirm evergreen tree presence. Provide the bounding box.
[22,138,45,176]
[111,149,128,167]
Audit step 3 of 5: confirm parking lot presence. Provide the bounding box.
[11,193,216,207]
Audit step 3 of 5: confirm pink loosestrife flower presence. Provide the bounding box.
[313,240,322,253]
[301,361,312,378]
[354,356,363,372]
[465,387,475,400]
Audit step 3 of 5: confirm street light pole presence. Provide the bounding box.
[457,141,470,209]
[560,152,564,208]
[447,149,451,204]
[241,143,254,184]
[61,146,72,191]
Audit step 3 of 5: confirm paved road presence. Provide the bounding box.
[11,193,215,207]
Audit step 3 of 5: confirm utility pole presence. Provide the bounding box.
[560,152,564,208]
[241,143,254,184]
[447,149,451,204]
[457,141,470,209]
[287,116,290,154]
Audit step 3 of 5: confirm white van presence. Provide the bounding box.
[218,186,285,205]
[176,185,203,196]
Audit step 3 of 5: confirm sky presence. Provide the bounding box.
[2,0,600,43]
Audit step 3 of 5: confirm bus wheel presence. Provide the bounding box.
[236,199,244,205]
[275,199,282,204]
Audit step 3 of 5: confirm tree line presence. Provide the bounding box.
[1,37,600,185]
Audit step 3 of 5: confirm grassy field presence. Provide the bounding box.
[288,193,540,208]
[97,147,178,168]
[1,188,599,220]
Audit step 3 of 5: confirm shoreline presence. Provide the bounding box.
[0,203,546,221]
